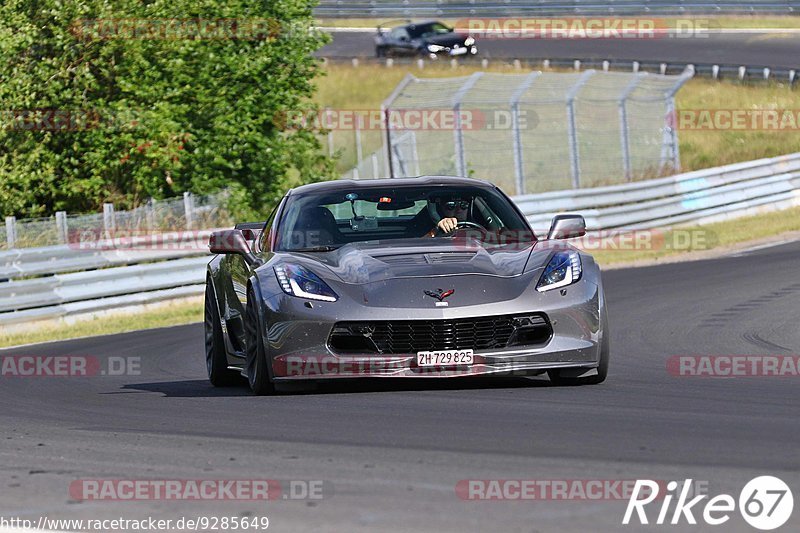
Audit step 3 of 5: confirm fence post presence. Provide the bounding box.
[146,198,156,230]
[510,71,541,195]
[5,216,16,249]
[565,70,595,189]
[103,203,115,236]
[55,211,68,244]
[372,153,380,179]
[619,73,645,182]
[355,114,363,165]
[661,66,694,173]
[452,72,484,177]
[183,191,194,230]
[381,74,416,179]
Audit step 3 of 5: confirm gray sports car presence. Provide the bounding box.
[205,176,609,394]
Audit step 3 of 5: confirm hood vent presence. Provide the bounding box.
[378,252,476,265]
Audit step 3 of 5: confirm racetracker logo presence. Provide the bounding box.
[69,479,327,501]
[456,479,679,500]
[455,18,712,39]
[0,108,139,132]
[275,108,539,132]
[672,109,800,131]
[0,356,140,377]
[623,477,793,529]
[71,18,285,41]
[68,230,214,251]
[667,355,800,377]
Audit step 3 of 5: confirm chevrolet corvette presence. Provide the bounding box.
[205,176,609,394]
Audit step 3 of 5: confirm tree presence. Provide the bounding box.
[0,0,334,219]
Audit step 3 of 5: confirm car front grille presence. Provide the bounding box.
[328,313,552,355]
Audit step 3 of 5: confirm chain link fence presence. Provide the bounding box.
[2,191,233,250]
[367,69,690,194]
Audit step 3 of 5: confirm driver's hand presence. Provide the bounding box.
[436,217,458,234]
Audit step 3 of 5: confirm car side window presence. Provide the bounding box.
[391,27,409,40]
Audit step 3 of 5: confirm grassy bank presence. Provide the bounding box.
[0,300,203,349]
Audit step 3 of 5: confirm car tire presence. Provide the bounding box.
[548,310,610,386]
[244,286,276,395]
[204,281,238,387]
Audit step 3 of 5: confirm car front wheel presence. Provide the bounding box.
[244,286,276,395]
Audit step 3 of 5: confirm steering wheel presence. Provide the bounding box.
[455,221,484,230]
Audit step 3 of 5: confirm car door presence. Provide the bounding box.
[223,201,283,358]
[390,27,415,56]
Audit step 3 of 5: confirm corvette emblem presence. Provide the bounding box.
[424,288,454,306]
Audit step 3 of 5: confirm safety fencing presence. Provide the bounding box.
[2,190,231,251]
[1,151,799,327]
[377,69,691,193]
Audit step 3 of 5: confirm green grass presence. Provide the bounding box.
[592,206,800,266]
[0,300,202,348]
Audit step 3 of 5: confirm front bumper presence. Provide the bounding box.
[429,46,478,59]
[260,273,605,381]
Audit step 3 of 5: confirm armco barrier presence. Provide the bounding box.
[316,0,800,17]
[516,152,800,230]
[1,152,799,326]
[0,230,214,280]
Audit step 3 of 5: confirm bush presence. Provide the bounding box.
[0,0,335,219]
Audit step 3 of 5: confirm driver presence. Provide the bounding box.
[425,196,472,237]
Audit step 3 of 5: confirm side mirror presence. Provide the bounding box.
[209,229,262,267]
[547,214,586,240]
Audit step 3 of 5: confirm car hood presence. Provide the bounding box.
[421,33,470,46]
[281,238,553,285]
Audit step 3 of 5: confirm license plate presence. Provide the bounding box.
[450,47,467,55]
[416,349,473,367]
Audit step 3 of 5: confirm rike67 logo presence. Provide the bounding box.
[623,476,794,530]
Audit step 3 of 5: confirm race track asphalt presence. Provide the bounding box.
[321,31,800,69]
[1,240,799,532]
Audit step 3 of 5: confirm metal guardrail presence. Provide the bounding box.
[321,57,798,85]
[0,233,214,326]
[0,231,213,280]
[2,152,799,327]
[516,152,800,229]
[316,0,800,17]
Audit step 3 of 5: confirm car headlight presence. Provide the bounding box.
[274,264,338,302]
[427,44,446,52]
[536,251,582,292]
[464,36,475,46]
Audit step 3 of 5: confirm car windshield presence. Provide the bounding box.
[275,184,534,251]
[408,22,452,39]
